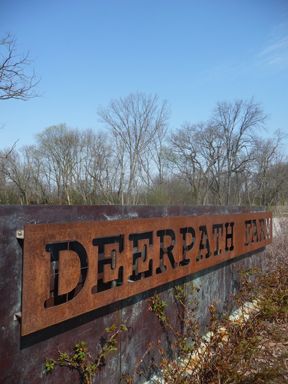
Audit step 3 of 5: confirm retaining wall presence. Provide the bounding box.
[0,205,269,384]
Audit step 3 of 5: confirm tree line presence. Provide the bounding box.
[0,92,287,207]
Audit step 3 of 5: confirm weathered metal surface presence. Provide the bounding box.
[22,211,272,335]
[0,205,271,384]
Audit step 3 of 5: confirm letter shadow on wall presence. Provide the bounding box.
[20,248,264,349]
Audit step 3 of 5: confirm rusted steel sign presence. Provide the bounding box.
[22,211,272,335]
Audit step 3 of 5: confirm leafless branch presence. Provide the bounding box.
[0,34,39,100]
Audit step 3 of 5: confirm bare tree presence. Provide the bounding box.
[169,124,204,203]
[21,145,50,203]
[250,132,286,206]
[169,123,223,204]
[194,123,226,204]
[140,121,169,190]
[167,100,267,205]
[211,99,266,205]
[0,34,38,100]
[99,93,169,204]
[0,148,33,204]
[36,125,80,204]
[78,130,118,204]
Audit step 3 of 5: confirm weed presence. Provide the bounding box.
[133,226,288,383]
[148,294,168,325]
[44,324,127,384]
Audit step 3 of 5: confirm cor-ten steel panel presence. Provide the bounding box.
[22,211,272,335]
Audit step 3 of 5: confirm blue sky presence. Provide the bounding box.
[0,0,287,149]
